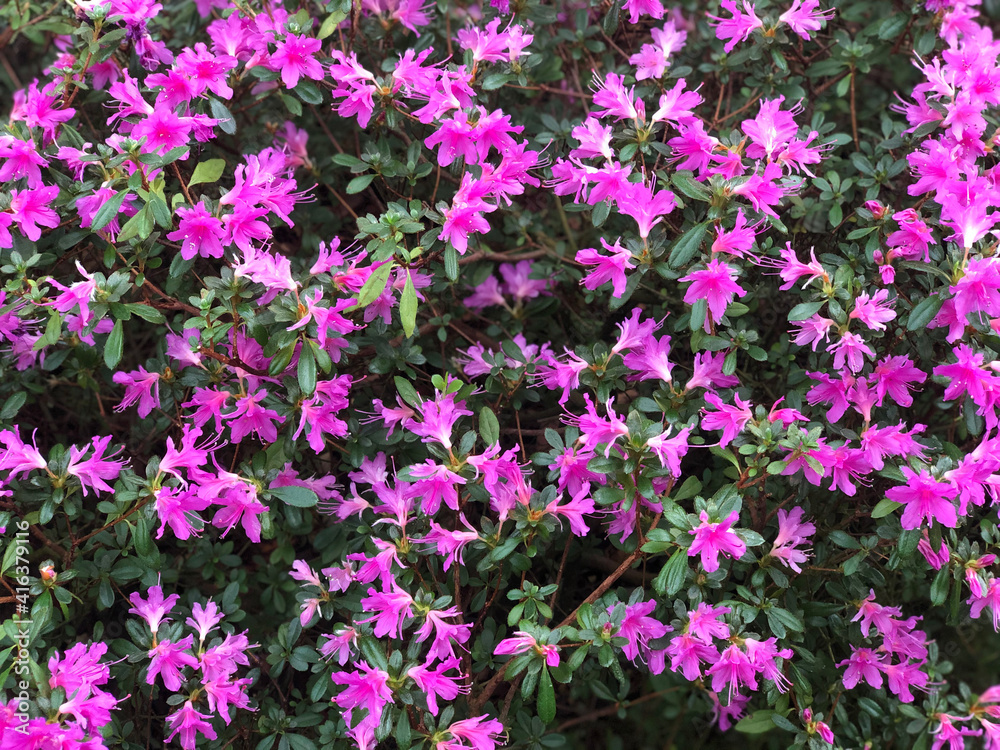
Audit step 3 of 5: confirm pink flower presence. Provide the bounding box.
[837,646,884,689]
[167,203,226,260]
[576,239,637,298]
[701,392,753,447]
[270,34,325,89]
[828,330,875,373]
[129,584,180,636]
[886,467,959,530]
[9,185,60,241]
[0,428,48,479]
[769,507,815,573]
[850,289,896,331]
[712,209,763,257]
[623,0,666,24]
[680,259,747,330]
[495,631,560,667]
[445,715,505,750]
[706,643,758,700]
[618,600,671,662]
[406,657,468,715]
[228,390,286,444]
[688,511,747,572]
[645,427,690,476]
[709,0,763,53]
[147,635,199,691]
[359,586,415,639]
[413,606,473,663]
[165,701,217,750]
[331,661,394,731]
[779,0,835,40]
[113,366,162,418]
[66,435,126,496]
[566,394,630,457]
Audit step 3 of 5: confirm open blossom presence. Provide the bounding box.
[709,0,763,53]
[701,392,753,447]
[688,511,746,572]
[680,259,747,330]
[886,467,959,530]
[495,631,560,666]
[779,0,835,40]
[576,239,637,298]
[769,507,815,573]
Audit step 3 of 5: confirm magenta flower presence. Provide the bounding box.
[66,435,126,496]
[0,428,48,479]
[837,646,885,689]
[165,701,217,750]
[779,0,835,39]
[270,34,325,89]
[113,366,162,419]
[769,507,816,573]
[828,331,875,373]
[9,185,59,241]
[494,631,560,666]
[618,600,671,662]
[645,427,690,476]
[680,258,747,330]
[406,656,468,715]
[576,239,637,298]
[701,392,753,447]
[667,633,720,680]
[228,390,286,444]
[359,585,416,639]
[850,289,896,331]
[331,661,394,731]
[706,643,758,700]
[886,467,959,530]
[709,0,763,53]
[147,635,199,691]
[167,203,226,260]
[688,511,747,572]
[129,585,180,637]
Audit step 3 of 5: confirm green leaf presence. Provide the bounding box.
[537,667,556,724]
[788,301,825,322]
[354,261,394,309]
[91,191,129,231]
[827,530,860,549]
[871,498,903,519]
[318,11,347,39]
[669,222,709,268]
[399,272,418,337]
[444,245,459,282]
[35,311,62,350]
[671,171,711,201]
[930,564,951,606]
[479,406,500,446]
[347,174,376,194]
[209,98,236,134]
[104,319,124,370]
[125,303,166,324]
[297,340,316,395]
[652,549,688,597]
[269,485,319,508]
[907,295,944,331]
[736,710,778,735]
[188,159,226,187]
[0,392,27,420]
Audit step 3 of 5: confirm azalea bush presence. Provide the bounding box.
[4,0,1000,748]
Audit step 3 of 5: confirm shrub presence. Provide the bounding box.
[2,0,1000,749]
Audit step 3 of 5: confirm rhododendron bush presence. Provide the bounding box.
[5,0,1000,747]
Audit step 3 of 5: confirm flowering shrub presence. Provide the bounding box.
[4,0,1000,748]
